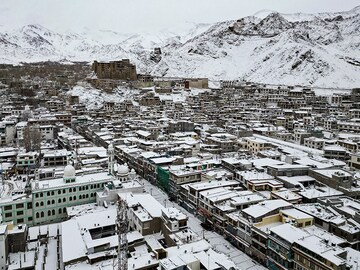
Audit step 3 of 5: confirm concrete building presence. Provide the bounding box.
[309,169,355,190]
[0,149,141,226]
[0,225,7,270]
[244,137,273,154]
[349,152,360,169]
[303,137,325,150]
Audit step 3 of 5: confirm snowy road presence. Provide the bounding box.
[141,179,266,270]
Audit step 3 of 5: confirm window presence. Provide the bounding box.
[5,213,12,218]
[27,202,32,209]
[47,200,50,205]
[16,204,23,209]
[63,198,66,203]
[17,211,24,216]
[58,190,61,195]
[4,205,12,211]
[17,218,24,223]
[35,202,39,207]
[36,212,40,219]
[48,210,51,216]
[59,208,62,214]
[51,191,55,196]
[52,209,55,216]
[47,191,50,196]
[41,212,44,218]
[51,199,55,205]
[40,202,44,207]
[28,217,32,222]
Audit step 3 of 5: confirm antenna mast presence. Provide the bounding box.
[117,198,128,270]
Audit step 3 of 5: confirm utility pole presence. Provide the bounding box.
[116,198,128,270]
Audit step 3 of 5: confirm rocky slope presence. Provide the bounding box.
[0,7,359,88]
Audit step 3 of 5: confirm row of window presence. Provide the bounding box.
[34,193,96,207]
[3,202,32,211]
[34,183,105,198]
[17,161,36,166]
[44,156,67,161]
[35,207,66,219]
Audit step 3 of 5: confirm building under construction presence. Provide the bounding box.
[92,59,137,81]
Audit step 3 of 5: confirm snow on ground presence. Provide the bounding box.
[68,85,210,110]
[67,84,139,110]
[312,87,352,96]
[2,7,360,88]
[141,180,266,270]
[156,88,211,103]
[253,134,324,157]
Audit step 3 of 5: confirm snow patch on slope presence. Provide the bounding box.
[67,85,139,110]
[0,7,360,88]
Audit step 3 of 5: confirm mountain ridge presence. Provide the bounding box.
[0,7,359,88]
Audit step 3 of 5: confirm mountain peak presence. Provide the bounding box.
[253,9,278,19]
[350,5,360,12]
[256,12,292,36]
[0,7,359,88]
[22,24,46,31]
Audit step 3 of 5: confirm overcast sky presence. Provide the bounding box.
[0,0,358,33]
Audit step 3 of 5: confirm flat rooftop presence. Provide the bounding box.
[31,172,113,191]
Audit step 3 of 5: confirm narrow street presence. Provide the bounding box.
[140,179,266,270]
[77,126,266,269]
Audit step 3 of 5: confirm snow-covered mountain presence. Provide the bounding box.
[1,6,360,88]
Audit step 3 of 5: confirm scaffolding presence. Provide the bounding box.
[157,166,170,192]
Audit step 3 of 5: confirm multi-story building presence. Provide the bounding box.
[244,137,273,154]
[309,169,355,190]
[303,137,325,150]
[92,59,137,81]
[293,234,347,270]
[349,152,360,169]
[42,149,71,167]
[268,223,308,270]
[179,180,240,211]
[0,225,7,270]
[324,145,350,161]
[16,151,40,173]
[168,159,221,200]
[161,207,188,246]
[338,121,360,133]
[0,152,140,226]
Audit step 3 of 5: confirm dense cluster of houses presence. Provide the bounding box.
[0,63,359,270]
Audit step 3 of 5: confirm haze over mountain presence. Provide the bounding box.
[0,6,359,88]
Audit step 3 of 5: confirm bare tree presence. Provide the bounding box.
[21,110,31,121]
[23,124,42,152]
[23,126,31,152]
[30,125,41,152]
